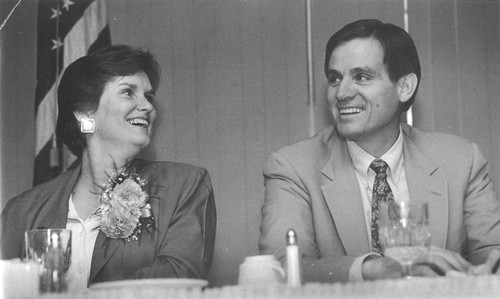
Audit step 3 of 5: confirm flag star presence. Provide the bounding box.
[51,39,63,50]
[50,8,62,19]
[62,0,75,11]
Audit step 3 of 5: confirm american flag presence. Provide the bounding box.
[34,0,110,185]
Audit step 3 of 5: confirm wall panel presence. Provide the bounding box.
[410,0,500,191]
[0,0,37,209]
[457,1,494,166]
[487,3,500,194]
[210,0,248,286]
[409,0,435,131]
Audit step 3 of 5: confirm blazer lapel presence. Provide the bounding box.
[89,232,121,282]
[33,165,82,230]
[403,130,449,248]
[89,161,157,282]
[321,139,371,256]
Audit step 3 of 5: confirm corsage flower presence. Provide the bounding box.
[95,169,154,241]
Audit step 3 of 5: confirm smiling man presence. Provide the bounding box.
[259,19,500,282]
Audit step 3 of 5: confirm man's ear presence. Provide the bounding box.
[397,73,418,103]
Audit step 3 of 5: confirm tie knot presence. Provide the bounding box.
[370,159,389,175]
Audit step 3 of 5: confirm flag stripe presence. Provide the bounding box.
[35,83,58,154]
[35,0,108,157]
[63,0,107,67]
[34,138,59,186]
[34,0,110,185]
[35,0,94,112]
[88,25,111,54]
[35,0,59,113]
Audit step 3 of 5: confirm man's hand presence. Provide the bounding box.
[362,247,500,280]
[467,249,500,275]
[362,246,472,280]
[362,256,405,280]
[411,246,471,276]
[486,249,500,274]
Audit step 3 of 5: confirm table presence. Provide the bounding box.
[40,275,500,299]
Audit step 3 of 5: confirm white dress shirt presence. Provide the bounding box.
[346,127,411,282]
[66,195,101,291]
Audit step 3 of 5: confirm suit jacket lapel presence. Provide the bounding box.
[320,128,450,254]
[321,138,371,256]
[403,130,449,248]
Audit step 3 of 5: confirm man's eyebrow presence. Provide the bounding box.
[326,69,341,77]
[351,66,377,75]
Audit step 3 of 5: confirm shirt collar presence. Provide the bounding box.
[67,194,80,220]
[67,194,101,224]
[347,126,404,185]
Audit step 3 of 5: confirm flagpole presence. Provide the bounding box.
[50,0,61,169]
[305,0,315,137]
[35,0,110,185]
[403,0,413,127]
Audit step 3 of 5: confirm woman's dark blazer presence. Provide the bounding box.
[0,159,216,284]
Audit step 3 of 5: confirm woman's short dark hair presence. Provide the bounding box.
[324,19,421,112]
[56,45,160,158]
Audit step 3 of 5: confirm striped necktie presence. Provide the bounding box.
[370,159,394,254]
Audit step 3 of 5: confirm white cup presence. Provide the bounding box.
[0,259,39,298]
[238,255,285,286]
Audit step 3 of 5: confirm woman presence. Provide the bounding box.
[0,45,216,290]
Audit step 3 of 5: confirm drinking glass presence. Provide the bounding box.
[25,229,72,293]
[378,201,431,278]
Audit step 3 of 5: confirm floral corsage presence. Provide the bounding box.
[95,169,155,241]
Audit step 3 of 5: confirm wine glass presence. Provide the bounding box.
[378,201,431,278]
[25,229,72,293]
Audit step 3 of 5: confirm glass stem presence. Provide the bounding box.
[402,262,412,278]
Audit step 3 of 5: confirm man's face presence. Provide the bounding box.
[326,37,403,146]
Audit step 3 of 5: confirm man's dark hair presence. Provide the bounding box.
[324,19,421,112]
[56,45,160,158]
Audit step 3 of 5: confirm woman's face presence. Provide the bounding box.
[89,71,157,152]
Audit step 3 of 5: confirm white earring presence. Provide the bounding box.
[80,118,95,133]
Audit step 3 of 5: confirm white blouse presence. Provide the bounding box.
[66,195,101,291]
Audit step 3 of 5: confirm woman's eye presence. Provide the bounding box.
[122,89,133,97]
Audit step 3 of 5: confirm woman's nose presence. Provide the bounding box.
[137,96,154,112]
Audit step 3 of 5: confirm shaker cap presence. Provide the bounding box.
[286,229,297,245]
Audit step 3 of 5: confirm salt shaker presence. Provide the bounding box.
[285,229,302,286]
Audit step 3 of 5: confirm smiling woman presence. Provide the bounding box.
[78,71,157,155]
[0,45,217,291]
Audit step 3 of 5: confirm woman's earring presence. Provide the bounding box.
[80,118,95,133]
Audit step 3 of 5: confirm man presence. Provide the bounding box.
[259,19,500,282]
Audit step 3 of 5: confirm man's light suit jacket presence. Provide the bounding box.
[1,159,216,284]
[259,124,500,282]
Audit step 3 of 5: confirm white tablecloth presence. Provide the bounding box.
[39,276,500,299]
